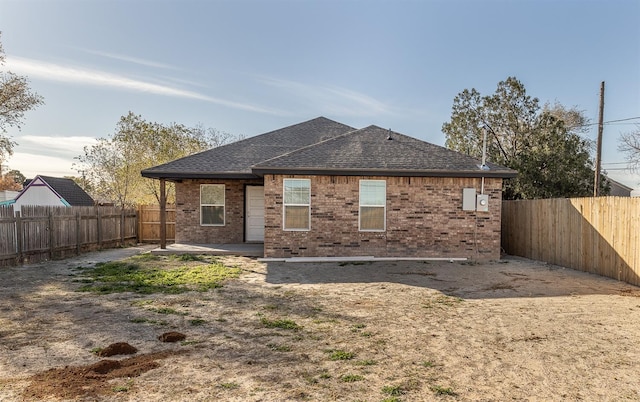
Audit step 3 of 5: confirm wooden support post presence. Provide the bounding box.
[48,211,55,259]
[76,211,81,255]
[120,209,125,245]
[96,207,102,249]
[160,178,167,249]
[15,211,23,263]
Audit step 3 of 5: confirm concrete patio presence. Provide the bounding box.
[150,243,264,257]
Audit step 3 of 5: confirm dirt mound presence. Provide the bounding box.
[97,342,138,357]
[22,351,178,400]
[158,331,186,342]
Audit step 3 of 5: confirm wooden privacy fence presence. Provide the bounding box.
[502,197,640,286]
[138,204,175,243]
[0,205,137,266]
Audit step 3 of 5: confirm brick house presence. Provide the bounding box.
[142,117,516,260]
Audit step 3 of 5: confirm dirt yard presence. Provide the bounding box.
[1,246,640,401]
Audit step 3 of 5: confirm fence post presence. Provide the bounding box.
[76,211,81,255]
[48,210,55,260]
[137,205,142,243]
[15,211,23,263]
[120,208,125,245]
[96,207,102,249]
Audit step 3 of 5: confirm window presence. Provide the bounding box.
[359,180,386,231]
[201,184,225,226]
[283,179,310,230]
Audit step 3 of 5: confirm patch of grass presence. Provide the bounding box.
[361,331,373,337]
[319,373,332,379]
[130,299,154,307]
[341,374,364,382]
[215,317,228,322]
[218,382,239,390]
[354,359,376,366]
[328,349,355,361]
[260,317,301,330]
[267,343,292,352]
[431,385,457,396]
[112,379,133,393]
[75,257,241,294]
[423,295,464,309]
[151,307,188,315]
[170,254,205,262]
[422,360,437,368]
[381,398,401,402]
[189,318,207,326]
[90,347,103,355]
[382,385,405,396]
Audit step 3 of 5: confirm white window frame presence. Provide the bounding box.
[283,178,311,231]
[359,180,386,232]
[200,184,225,226]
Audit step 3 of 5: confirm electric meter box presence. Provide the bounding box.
[476,194,489,212]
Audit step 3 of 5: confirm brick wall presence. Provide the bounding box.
[175,179,262,244]
[264,175,503,260]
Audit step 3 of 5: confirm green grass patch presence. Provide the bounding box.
[75,257,241,294]
[267,343,292,352]
[260,317,301,330]
[382,385,405,396]
[218,382,239,390]
[189,318,207,326]
[341,374,364,382]
[328,349,355,361]
[431,385,457,396]
[151,307,188,315]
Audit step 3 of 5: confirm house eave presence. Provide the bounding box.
[251,167,517,179]
[141,171,260,180]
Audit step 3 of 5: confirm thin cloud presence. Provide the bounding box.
[6,57,280,114]
[76,48,177,70]
[259,76,396,117]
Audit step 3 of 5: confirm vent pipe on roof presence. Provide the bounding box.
[386,129,393,140]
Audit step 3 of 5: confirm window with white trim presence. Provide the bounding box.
[283,179,310,230]
[359,180,386,231]
[201,184,225,226]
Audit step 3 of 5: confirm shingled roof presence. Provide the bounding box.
[142,117,517,180]
[20,176,95,206]
[141,117,355,179]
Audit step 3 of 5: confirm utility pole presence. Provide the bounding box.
[594,81,605,196]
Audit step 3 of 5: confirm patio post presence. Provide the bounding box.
[160,178,166,249]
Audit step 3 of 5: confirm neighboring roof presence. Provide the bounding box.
[141,117,517,180]
[253,126,516,178]
[16,175,95,206]
[606,176,634,197]
[141,117,355,179]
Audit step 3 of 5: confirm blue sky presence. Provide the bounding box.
[1,0,639,189]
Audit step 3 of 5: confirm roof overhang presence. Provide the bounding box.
[251,167,518,179]
[141,171,260,181]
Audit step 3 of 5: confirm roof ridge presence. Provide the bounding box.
[251,125,364,167]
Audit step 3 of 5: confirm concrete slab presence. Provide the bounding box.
[151,243,263,257]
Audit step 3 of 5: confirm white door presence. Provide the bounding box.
[246,186,265,242]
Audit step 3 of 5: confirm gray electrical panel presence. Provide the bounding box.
[462,188,476,211]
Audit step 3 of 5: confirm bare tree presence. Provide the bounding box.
[619,124,640,172]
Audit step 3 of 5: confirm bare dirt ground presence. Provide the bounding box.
[1,246,640,401]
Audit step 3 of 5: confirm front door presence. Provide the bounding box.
[245,186,265,242]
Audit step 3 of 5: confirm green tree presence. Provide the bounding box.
[76,112,241,207]
[0,32,44,164]
[442,77,605,199]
